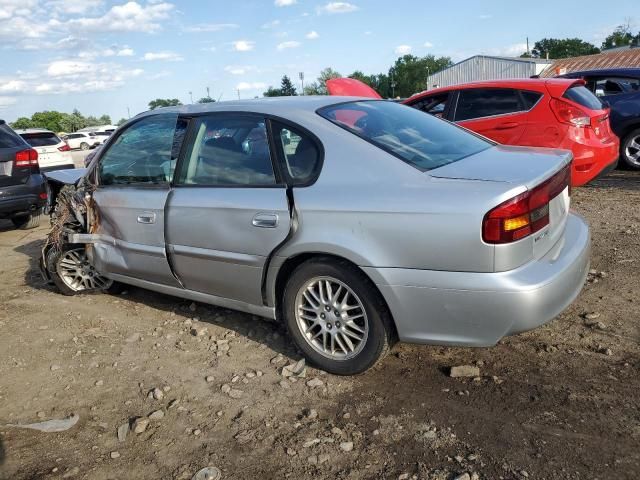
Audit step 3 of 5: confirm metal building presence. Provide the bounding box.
[426,55,553,90]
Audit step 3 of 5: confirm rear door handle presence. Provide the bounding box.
[252,213,278,228]
[495,122,519,130]
[137,212,156,224]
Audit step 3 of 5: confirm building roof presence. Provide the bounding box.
[540,48,640,77]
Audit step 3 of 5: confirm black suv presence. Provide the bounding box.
[558,68,640,169]
[0,120,47,229]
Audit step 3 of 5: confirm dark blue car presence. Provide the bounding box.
[559,68,640,169]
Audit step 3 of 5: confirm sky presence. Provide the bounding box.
[0,0,637,123]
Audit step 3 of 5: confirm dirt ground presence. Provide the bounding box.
[0,171,638,480]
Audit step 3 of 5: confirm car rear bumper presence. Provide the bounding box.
[363,213,590,347]
[0,175,47,217]
[565,136,619,186]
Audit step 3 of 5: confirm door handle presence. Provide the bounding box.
[252,213,278,228]
[495,122,519,130]
[137,212,156,224]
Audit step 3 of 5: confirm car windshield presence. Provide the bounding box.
[563,86,603,110]
[20,132,61,147]
[317,100,492,171]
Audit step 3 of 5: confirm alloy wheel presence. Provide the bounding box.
[294,276,369,360]
[625,135,640,167]
[57,248,112,292]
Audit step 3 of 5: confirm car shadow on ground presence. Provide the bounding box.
[14,238,302,363]
[587,169,640,190]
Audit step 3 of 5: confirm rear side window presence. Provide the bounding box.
[271,121,321,185]
[99,114,184,186]
[454,88,523,121]
[520,91,542,110]
[177,115,276,186]
[0,124,25,148]
[21,132,61,147]
[318,100,492,171]
[563,86,603,110]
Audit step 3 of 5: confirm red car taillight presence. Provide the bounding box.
[482,164,571,244]
[58,143,71,152]
[15,148,39,167]
[550,98,591,127]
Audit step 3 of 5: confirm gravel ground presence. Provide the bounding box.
[0,170,638,480]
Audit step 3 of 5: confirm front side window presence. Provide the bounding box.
[411,93,450,118]
[454,88,523,121]
[318,100,492,171]
[271,122,321,185]
[99,114,182,186]
[177,115,276,186]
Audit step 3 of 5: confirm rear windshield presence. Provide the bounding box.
[20,132,61,147]
[317,100,492,171]
[0,124,25,148]
[564,86,603,110]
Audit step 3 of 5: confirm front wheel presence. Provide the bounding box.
[46,246,114,296]
[621,128,640,170]
[283,258,395,375]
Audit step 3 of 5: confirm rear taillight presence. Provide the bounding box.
[483,164,571,244]
[550,98,591,127]
[58,143,71,152]
[15,149,39,167]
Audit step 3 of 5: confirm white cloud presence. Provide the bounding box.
[262,19,280,29]
[148,70,172,80]
[117,47,134,56]
[233,40,255,52]
[317,2,358,14]
[489,42,528,57]
[424,41,434,48]
[47,60,93,77]
[224,65,256,75]
[65,1,174,33]
[0,0,36,20]
[305,30,319,39]
[395,44,412,55]
[277,41,301,50]
[185,23,238,33]
[236,82,267,91]
[275,0,296,6]
[47,0,103,14]
[143,51,183,61]
[0,80,27,93]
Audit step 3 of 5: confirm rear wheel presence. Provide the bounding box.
[621,128,640,170]
[80,142,89,151]
[283,258,395,375]
[12,210,42,230]
[47,246,114,296]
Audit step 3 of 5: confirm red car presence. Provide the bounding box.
[327,78,619,187]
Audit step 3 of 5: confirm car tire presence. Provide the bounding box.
[621,128,640,170]
[283,257,395,375]
[46,245,115,296]
[80,142,89,150]
[12,210,42,230]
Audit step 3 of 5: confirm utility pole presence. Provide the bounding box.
[526,37,530,56]
[390,70,396,98]
[299,72,305,95]
[127,106,130,119]
[189,91,193,104]
[237,89,241,100]
[206,86,210,99]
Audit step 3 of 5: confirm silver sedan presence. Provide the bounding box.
[41,96,590,375]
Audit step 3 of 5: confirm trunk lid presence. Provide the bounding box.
[429,144,572,188]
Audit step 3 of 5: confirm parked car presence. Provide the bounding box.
[327,78,619,187]
[40,98,589,374]
[63,132,100,150]
[0,120,47,229]
[87,125,118,145]
[557,68,640,169]
[16,128,74,171]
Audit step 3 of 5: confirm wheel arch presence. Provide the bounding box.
[269,251,398,338]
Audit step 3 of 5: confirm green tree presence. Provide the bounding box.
[304,67,341,95]
[263,86,282,97]
[532,38,600,59]
[30,111,66,132]
[197,96,215,103]
[601,23,639,50]
[116,118,128,126]
[280,75,297,96]
[389,54,453,97]
[98,114,112,125]
[148,98,182,110]
[10,117,33,129]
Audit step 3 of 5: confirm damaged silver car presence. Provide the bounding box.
[41,97,590,375]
